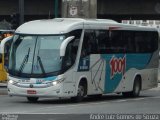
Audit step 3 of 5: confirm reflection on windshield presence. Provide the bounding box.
[18,48,30,75]
[9,35,65,77]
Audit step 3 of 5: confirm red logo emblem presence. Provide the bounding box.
[110,55,126,79]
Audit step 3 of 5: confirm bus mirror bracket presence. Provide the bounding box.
[60,36,75,57]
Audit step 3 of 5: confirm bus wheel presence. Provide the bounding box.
[131,77,141,97]
[71,83,86,102]
[122,77,141,97]
[27,97,39,102]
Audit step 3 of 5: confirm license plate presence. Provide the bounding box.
[21,79,31,83]
[27,90,37,94]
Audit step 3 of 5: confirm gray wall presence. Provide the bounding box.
[0,0,18,15]
[0,0,60,15]
[24,0,57,15]
[0,0,160,22]
[0,0,159,16]
[98,0,160,15]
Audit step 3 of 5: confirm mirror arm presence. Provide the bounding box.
[60,36,75,57]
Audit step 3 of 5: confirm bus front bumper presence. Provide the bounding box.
[8,82,70,98]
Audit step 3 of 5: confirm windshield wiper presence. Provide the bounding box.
[18,48,30,74]
[37,56,46,76]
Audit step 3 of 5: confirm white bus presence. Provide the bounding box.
[7,18,159,102]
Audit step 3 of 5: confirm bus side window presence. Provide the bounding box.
[4,41,12,68]
[81,30,97,56]
[95,30,109,54]
[63,39,79,70]
[71,39,79,60]
[0,34,3,41]
[62,29,81,71]
[81,34,89,57]
[135,32,144,53]
[68,29,81,62]
[64,42,72,67]
[123,31,134,53]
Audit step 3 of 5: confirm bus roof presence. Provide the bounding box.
[15,18,158,35]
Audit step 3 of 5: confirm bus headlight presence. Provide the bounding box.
[9,80,14,84]
[52,81,58,86]
[8,80,18,85]
[52,78,65,86]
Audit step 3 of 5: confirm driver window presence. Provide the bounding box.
[62,29,82,71]
[63,38,80,68]
[4,40,12,68]
[81,30,97,57]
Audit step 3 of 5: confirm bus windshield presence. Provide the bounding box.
[9,34,66,78]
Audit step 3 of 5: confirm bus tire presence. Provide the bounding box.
[71,82,87,102]
[27,97,39,102]
[131,77,141,97]
[122,76,141,97]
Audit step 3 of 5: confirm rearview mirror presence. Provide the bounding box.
[60,36,75,57]
[0,36,13,53]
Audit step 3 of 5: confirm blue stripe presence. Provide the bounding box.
[44,76,57,81]
[36,76,57,84]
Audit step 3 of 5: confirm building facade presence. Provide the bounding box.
[0,0,160,26]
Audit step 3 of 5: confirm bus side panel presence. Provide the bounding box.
[75,54,106,95]
[62,68,77,97]
[88,54,106,95]
[140,50,159,89]
[101,53,154,93]
[140,69,157,90]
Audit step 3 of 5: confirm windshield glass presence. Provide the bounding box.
[9,34,65,77]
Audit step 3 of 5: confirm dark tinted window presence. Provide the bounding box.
[81,30,158,54]
[134,31,158,53]
[62,29,81,72]
[95,30,109,53]
[123,31,135,53]
[99,30,158,54]
[81,30,98,56]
